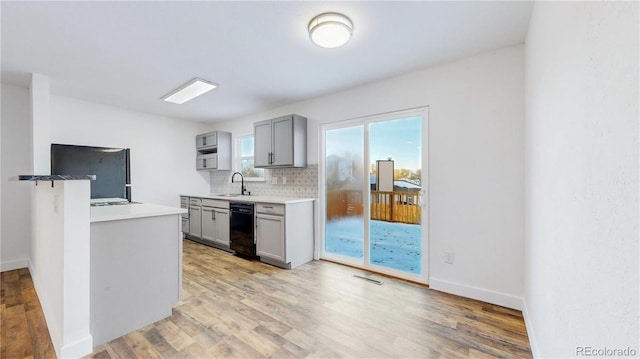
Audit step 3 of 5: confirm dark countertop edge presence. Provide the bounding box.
[12,175,97,181]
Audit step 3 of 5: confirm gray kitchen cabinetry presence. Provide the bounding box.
[180,196,190,233]
[188,198,202,238]
[196,132,217,149]
[256,204,286,263]
[201,199,230,249]
[196,131,232,170]
[254,114,307,168]
[255,201,313,269]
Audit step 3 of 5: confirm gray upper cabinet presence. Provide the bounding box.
[195,131,231,170]
[254,121,272,168]
[196,153,218,171]
[254,114,307,168]
[196,132,217,150]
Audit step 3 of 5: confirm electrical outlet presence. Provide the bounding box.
[272,177,278,185]
[444,251,455,264]
[282,177,287,185]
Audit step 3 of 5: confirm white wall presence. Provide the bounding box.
[1,84,32,271]
[525,2,639,357]
[1,85,213,270]
[30,180,92,358]
[31,74,51,174]
[210,45,525,309]
[50,96,212,206]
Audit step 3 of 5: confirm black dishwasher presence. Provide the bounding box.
[229,202,256,257]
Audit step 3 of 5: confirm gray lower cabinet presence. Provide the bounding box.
[255,201,313,269]
[180,196,190,233]
[187,198,230,250]
[182,195,314,269]
[188,204,202,238]
[256,213,285,263]
[202,206,230,247]
[214,209,230,246]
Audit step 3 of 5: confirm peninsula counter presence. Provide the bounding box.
[90,203,186,346]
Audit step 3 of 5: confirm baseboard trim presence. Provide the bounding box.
[60,334,94,359]
[29,262,94,358]
[429,277,524,310]
[28,261,62,353]
[522,299,541,358]
[1,258,29,272]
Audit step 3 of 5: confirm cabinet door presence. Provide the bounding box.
[272,116,294,166]
[256,214,285,262]
[254,120,272,167]
[181,217,189,234]
[196,132,217,149]
[201,207,216,241]
[214,209,230,246]
[196,154,217,170]
[189,205,202,238]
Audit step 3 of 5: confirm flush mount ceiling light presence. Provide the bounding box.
[162,78,217,104]
[308,12,353,48]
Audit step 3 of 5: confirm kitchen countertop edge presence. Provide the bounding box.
[91,203,187,223]
[181,194,316,204]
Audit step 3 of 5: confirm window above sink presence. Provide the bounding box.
[236,135,265,182]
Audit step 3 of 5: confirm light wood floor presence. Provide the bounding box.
[2,240,532,358]
[1,268,56,358]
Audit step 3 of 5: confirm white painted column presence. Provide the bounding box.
[0,85,3,264]
[30,74,51,280]
[30,180,93,358]
[30,73,51,174]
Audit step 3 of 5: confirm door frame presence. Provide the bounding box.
[319,107,430,284]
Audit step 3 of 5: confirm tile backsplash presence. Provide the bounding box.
[210,164,318,198]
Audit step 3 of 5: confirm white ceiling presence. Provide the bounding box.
[1,1,533,123]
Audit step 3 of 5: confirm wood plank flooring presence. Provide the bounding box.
[1,240,532,358]
[1,268,56,359]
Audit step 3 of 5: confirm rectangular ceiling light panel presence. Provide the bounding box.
[162,78,217,104]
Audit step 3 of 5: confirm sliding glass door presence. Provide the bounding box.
[324,124,365,259]
[321,108,428,283]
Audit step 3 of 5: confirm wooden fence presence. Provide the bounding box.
[370,191,421,224]
[326,190,364,219]
[326,190,421,224]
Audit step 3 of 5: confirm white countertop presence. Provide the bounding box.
[91,203,186,223]
[181,193,315,204]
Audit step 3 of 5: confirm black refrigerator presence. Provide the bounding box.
[51,143,131,201]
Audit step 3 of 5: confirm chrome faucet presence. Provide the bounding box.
[231,172,246,195]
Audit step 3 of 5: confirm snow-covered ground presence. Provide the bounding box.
[325,217,422,274]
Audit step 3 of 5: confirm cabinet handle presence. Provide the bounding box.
[203,159,207,168]
[262,206,273,209]
[203,137,207,146]
[213,211,216,220]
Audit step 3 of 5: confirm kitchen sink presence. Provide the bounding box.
[211,193,242,197]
